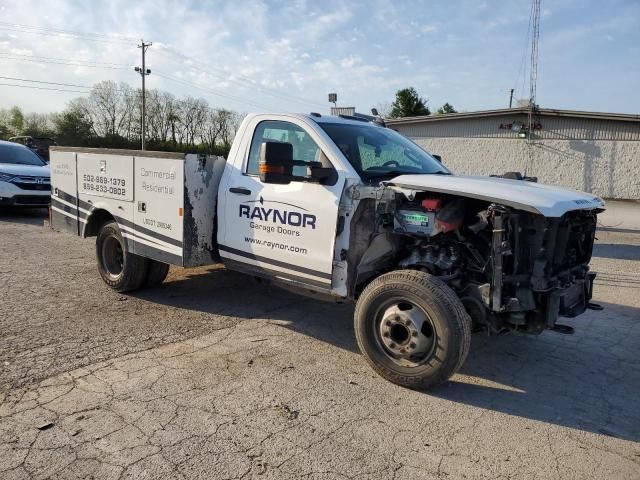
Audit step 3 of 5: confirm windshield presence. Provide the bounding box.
[319,122,449,180]
[0,143,45,166]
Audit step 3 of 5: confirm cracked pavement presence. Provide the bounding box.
[1,207,639,479]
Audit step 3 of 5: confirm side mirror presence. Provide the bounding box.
[432,154,442,163]
[259,141,294,184]
[309,150,338,186]
[309,165,336,185]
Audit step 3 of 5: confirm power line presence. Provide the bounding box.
[0,75,92,89]
[153,71,275,111]
[3,27,325,111]
[0,75,142,96]
[0,25,134,45]
[0,82,89,94]
[0,21,138,42]
[0,51,131,67]
[0,54,131,70]
[157,46,327,110]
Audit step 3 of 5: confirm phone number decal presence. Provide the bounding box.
[82,174,128,197]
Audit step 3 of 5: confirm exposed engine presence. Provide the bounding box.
[362,191,601,335]
[393,194,489,284]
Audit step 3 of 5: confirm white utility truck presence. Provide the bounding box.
[50,113,605,389]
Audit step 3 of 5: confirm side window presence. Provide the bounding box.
[247,120,322,177]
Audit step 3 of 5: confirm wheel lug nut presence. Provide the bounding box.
[383,332,389,337]
[410,342,416,348]
[411,331,418,337]
[404,320,411,326]
[389,343,396,349]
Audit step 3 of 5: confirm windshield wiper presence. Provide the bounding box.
[364,170,450,182]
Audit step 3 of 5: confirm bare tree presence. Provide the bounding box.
[177,97,208,146]
[146,90,177,143]
[216,109,243,149]
[3,80,241,151]
[374,101,392,119]
[202,108,222,149]
[85,81,137,138]
[22,113,55,136]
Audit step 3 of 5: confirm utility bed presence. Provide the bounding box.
[49,147,225,267]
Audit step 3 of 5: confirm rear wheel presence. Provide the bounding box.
[144,260,170,288]
[96,221,148,292]
[354,270,471,389]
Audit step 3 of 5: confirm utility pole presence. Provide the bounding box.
[524,0,541,176]
[528,0,540,141]
[509,88,514,108]
[135,40,152,150]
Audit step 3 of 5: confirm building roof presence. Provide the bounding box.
[385,107,640,125]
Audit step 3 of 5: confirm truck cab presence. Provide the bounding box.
[50,113,604,390]
[217,113,360,296]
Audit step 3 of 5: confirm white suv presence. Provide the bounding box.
[0,140,51,207]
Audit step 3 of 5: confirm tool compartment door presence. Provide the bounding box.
[50,150,80,234]
[133,156,184,265]
[77,152,135,240]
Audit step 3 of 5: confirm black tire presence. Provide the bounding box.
[96,221,148,292]
[144,260,170,288]
[354,270,471,390]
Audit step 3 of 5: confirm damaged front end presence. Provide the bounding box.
[349,183,603,335]
[477,206,600,333]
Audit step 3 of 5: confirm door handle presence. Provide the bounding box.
[229,187,251,195]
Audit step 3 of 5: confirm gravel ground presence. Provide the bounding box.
[1,206,639,479]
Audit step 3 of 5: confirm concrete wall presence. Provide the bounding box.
[392,113,640,200]
[409,137,640,200]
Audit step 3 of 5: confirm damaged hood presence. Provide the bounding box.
[384,174,605,217]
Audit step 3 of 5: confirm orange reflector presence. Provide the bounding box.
[178,207,183,217]
[259,163,285,174]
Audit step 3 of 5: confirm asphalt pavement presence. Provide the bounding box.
[0,203,639,479]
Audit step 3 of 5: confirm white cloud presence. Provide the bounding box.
[0,0,638,116]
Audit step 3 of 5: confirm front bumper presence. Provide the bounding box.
[0,181,51,206]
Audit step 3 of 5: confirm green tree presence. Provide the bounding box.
[389,87,430,118]
[53,100,94,146]
[0,109,11,139]
[437,102,457,114]
[9,106,24,135]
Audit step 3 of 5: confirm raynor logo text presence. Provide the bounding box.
[239,204,317,229]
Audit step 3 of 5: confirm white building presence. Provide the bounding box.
[387,108,640,200]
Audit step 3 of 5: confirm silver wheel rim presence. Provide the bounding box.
[376,300,437,367]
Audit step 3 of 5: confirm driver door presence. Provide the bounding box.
[219,119,345,291]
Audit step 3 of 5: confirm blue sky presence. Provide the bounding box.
[0,0,638,115]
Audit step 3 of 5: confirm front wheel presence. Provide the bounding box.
[354,270,471,389]
[96,221,148,292]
